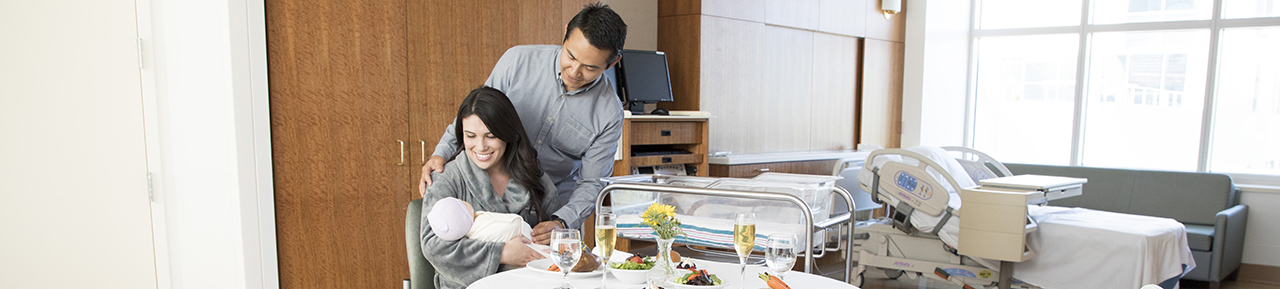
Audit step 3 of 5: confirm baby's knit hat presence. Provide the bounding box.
[427,197,473,241]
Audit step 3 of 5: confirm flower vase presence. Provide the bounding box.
[648,237,677,285]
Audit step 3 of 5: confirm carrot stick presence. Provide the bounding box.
[758,273,791,289]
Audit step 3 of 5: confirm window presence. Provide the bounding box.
[969,0,1280,183]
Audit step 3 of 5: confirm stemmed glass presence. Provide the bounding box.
[594,212,617,289]
[765,233,797,280]
[732,212,756,289]
[551,229,582,289]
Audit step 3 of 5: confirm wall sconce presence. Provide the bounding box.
[882,0,901,20]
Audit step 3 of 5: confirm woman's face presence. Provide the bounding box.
[461,115,507,172]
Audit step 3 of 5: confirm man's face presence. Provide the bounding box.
[559,28,616,92]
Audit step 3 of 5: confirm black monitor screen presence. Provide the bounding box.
[615,50,674,113]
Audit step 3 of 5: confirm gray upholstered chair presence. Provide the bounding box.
[405,199,436,289]
[1006,163,1247,289]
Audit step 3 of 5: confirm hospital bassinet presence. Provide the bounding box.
[597,173,857,280]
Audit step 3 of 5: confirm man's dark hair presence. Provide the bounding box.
[564,2,627,63]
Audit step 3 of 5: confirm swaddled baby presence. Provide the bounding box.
[427,197,534,243]
[427,197,601,272]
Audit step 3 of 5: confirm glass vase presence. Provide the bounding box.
[647,237,677,286]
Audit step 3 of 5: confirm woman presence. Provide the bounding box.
[420,87,561,289]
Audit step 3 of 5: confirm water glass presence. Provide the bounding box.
[551,229,582,289]
[765,233,797,280]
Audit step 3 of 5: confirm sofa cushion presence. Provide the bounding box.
[1128,171,1234,225]
[1184,224,1214,251]
[1004,163,1137,214]
[1004,163,1235,225]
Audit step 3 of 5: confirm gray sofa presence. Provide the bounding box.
[1005,163,1247,288]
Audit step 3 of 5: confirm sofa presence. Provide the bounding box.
[1004,163,1247,288]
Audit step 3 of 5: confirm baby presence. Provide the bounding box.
[427,197,551,260]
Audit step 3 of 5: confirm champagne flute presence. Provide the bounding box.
[551,229,582,289]
[733,212,756,289]
[765,233,797,280]
[594,212,617,289]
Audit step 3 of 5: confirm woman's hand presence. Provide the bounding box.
[499,236,543,267]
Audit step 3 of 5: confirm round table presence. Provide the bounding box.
[469,251,859,289]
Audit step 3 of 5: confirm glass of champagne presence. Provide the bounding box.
[733,212,756,289]
[765,233,797,280]
[551,229,582,289]
[594,212,616,289]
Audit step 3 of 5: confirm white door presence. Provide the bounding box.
[0,1,158,288]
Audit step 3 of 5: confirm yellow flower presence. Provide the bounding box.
[641,203,684,239]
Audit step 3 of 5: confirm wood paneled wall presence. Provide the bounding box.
[408,0,584,189]
[268,1,591,288]
[656,0,902,155]
[860,0,907,149]
[267,0,410,288]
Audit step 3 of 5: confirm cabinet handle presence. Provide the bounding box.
[758,168,770,172]
[419,140,426,164]
[662,157,672,163]
[661,130,671,136]
[398,140,405,166]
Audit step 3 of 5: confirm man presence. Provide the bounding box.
[420,2,627,245]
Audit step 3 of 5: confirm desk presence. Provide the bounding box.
[469,251,859,289]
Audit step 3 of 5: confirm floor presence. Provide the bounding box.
[806,253,1279,289]
[851,268,1280,289]
[649,243,1280,289]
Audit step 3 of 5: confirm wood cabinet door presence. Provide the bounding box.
[267,0,411,288]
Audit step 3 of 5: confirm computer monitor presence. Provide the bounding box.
[612,49,674,114]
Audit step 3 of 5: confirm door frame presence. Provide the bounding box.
[137,0,278,288]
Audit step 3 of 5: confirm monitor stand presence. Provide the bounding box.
[627,101,647,115]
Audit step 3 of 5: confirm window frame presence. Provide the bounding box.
[966,0,1280,186]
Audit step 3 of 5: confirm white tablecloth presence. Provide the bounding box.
[468,250,858,289]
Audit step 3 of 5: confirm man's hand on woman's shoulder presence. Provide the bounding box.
[418,155,448,197]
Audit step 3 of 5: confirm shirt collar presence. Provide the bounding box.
[554,47,603,96]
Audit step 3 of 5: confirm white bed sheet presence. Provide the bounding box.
[1018,205,1195,289]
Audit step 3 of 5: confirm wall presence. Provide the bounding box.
[1240,189,1280,267]
[145,0,272,288]
[900,0,967,148]
[669,0,890,155]
[603,0,658,50]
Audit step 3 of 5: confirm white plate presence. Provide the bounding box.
[525,258,605,278]
[666,271,728,289]
[666,280,728,289]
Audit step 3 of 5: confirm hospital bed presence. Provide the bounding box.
[596,173,858,281]
[851,146,1196,289]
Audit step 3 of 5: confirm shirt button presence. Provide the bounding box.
[538,140,542,144]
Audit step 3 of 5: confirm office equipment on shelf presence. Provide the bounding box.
[611,49,674,115]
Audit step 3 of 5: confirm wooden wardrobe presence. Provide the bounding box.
[266,0,588,288]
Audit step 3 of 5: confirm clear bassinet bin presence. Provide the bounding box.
[599,173,842,253]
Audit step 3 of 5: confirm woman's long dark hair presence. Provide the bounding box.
[451,86,547,222]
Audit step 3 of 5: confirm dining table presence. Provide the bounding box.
[468,250,860,289]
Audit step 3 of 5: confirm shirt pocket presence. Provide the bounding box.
[551,117,592,156]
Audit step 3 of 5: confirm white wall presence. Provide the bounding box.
[1240,189,1280,267]
[901,0,969,148]
[145,0,273,288]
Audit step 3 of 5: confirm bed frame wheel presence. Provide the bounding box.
[883,269,904,279]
